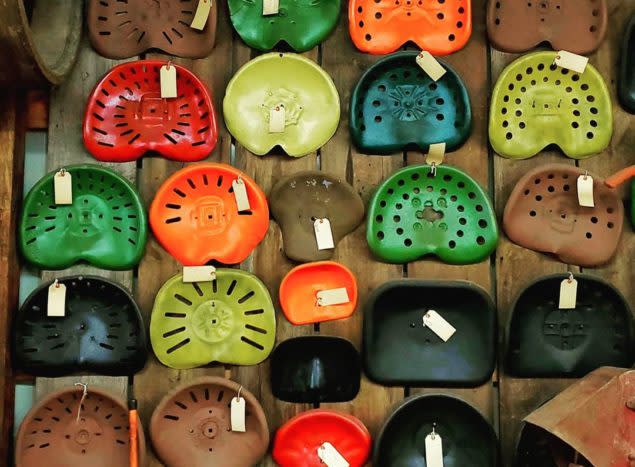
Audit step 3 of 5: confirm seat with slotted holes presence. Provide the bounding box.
[490,51,612,159]
[19,165,147,270]
[349,0,472,55]
[150,163,268,266]
[84,60,218,163]
[150,270,276,370]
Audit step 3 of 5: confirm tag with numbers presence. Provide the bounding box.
[232,178,251,212]
[263,0,279,15]
[190,0,212,30]
[231,396,246,432]
[317,442,349,467]
[554,51,589,74]
[425,143,446,166]
[47,280,66,317]
[559,277,578,309]
[423,310,456,342]
[317,288,350,307]
[183,266,216,283]
[314,218,335,250]
[54,169,73,205]
[425,432,444,467]
[416,51,447,82]
[577,174,594,207]
[160,64,177,98]
[269,104,285,133]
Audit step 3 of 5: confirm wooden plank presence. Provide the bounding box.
[26,90,48,130]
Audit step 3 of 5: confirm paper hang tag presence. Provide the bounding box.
[160,64,177,99]
[269,104,285,133]
[230,396,246,432]
[415,51,447,82]
[577,174,595,207]
[190,0,212,30]
[425,143,446,166]
[263,0,279,15]
[54,169,73,205]
[182,266,216,283]
[314,218,335,250]
[559,277,578,309]
[47,280,66,317]
[232,178,251,212]
[317,442,350,467]
[316,288,350,307]
[422,310,456,342]
[554,51,589,74]
[425,432,444,467]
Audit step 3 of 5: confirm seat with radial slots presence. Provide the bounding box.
[504,164,629,267]
[490,52,612,159]
[487,0,607,54]
[270,171,365,262]
[367,165,498,264]
[350,51,472,155]
[150,377,269,467]
[150,163,268,266]
[619,12,635,113]
[88,0,217,59]
[223,53,340,157]
[271,336,361,403]
[16,385,146,467]
[273,410,371,467]
[349,0,472,55]
[506,274,634,378]
[228,0,340,52]
[374,394,498,466]
[150,270,275,369]
[363,280,496,386]
[19,165,147,270]
[84,60,218,163]
[14,276,147,377]
[280,261,358,325]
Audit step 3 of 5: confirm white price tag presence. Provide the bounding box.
[190,0,212,30]
[47,280,66,317]
[314,218,335,250]
[554,51,589,74]
[317,442,349,467]
[416,51,447,82]
[230,396,245,432]
[422,310,456,342]
[425,432,444,467]
[316,288,350,307]
[182,266,216,283]
[425,142,446,166]
[160,64,177,99]
[232,178,251,212]
[577,174,594,207]
[269,104,285,133]
[559,277,578,309]
[54,169,72,205]
[263,0,279,15]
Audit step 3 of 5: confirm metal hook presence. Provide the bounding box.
[59,168,66,176]
[431,422,437,440]
[430,163,437,177]
[53,279,60,288]
[568,272,574,283]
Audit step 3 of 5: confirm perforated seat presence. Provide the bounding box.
[150,270,276,369]
[84,60,218,162]
[367,165,498,264]
[19,165,147,270]
[350,51,471,155]
[490,51,612,159]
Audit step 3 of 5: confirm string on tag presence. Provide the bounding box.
[74,382,88,423]
[430,163,437,177]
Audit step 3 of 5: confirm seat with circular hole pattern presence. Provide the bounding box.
[150,270,276,369]
[19,165,147,270]
[149,163,269,266]
[490,51,612,159]
[13,276,147,377]
[487,0,608,54]
[228,0,340,52]
[349,0,472,55]
[150,377,269,467]
[506,274,633,377]
[367,165,498,264]
[350,51,472,155]
[88,0,217,59]
[503,164,626,267]
[84,60,218,163]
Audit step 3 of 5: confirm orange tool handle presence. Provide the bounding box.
[129,399,138,467]
[605,165,635,188]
